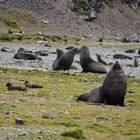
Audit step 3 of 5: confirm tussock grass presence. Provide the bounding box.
[0,68,140,139]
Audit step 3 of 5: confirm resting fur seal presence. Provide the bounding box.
[6,83,26,91]
[24,81,43,88]
[113,54,133,60]
[102,61,127,106]
[53,48,78,70]
[79,46,107,74]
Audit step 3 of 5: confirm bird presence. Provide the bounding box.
[24,81,43,88]
[6,83,26,91]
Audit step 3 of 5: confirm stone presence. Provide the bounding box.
[15,118,25,125]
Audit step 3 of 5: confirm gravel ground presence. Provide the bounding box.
[0,42,139,78]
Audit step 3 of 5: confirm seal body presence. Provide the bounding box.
[76,86,105,103]
[79,46,107,74]
[96,54,107,65]
[14,53,41,60]
[14,48,41,60]
[24,81,43,88]
[113,54,133,60]
[6,83,26,91]
[53,48,78,71]
[102,61,127,106]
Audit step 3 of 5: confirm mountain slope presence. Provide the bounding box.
[0,0,140,39]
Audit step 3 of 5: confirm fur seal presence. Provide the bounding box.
[102,61,127,106]
[125,49,136,53]
[76,86,105,103]
[53,48,78,70]
[134,57,139,67]
[79,46,107,74]
[6,83,26,91]
[24,81,43,88]
[113,54,133,60]
[17,48,33,53]
[96,54,107,65]
[138,49,140,55]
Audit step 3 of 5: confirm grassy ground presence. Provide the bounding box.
[0,68,140,140]
[0,33,140,50]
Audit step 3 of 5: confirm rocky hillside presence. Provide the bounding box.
[0,0,140,39]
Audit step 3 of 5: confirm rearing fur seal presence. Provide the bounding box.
[102,61,127,106]
[77,61,127,106]
[79,46,107,74]
[53,48,78,71]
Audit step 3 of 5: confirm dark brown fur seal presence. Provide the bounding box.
[76,86,105,103]
[77,61,127,106]
[53,48,78,71]
[113,54,133,60]
[134,57,139,67]
[6,83,26,91]
[96,54,107,65]
[102,61,127,106]
[79,46,107,74]
[24,81,43,88]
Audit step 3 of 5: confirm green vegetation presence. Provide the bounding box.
[0,15,20,30]
[61,129,85,139]
[12,11,37,25]
[0,67,140,139]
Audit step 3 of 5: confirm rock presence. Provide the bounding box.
[45,44,51,47]
[38,136,43,139]
[4,112,10,115]
[41,20,48,24]
[97,38,103,42]
[42,112,57,119]
[128,89,135,93]
[122,38,130,43]
[80,78,89,83]
[1,101,6,105]
[15,118,25,125]
[17,132,28,137]
[1,47,13,52]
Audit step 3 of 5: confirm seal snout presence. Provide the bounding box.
[113,61,121,70]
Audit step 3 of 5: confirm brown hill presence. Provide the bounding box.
[0,0,140,39]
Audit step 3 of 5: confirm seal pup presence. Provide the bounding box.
[24,81,43,88]
[53,48,78,71]
[79,46,107,74]
[6,83,26,91]
[96,54,107,65]
[102,61,127,106]
[134,57,139,67]
[76,86,105,103]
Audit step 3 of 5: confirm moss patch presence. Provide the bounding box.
[0,68,140,139]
